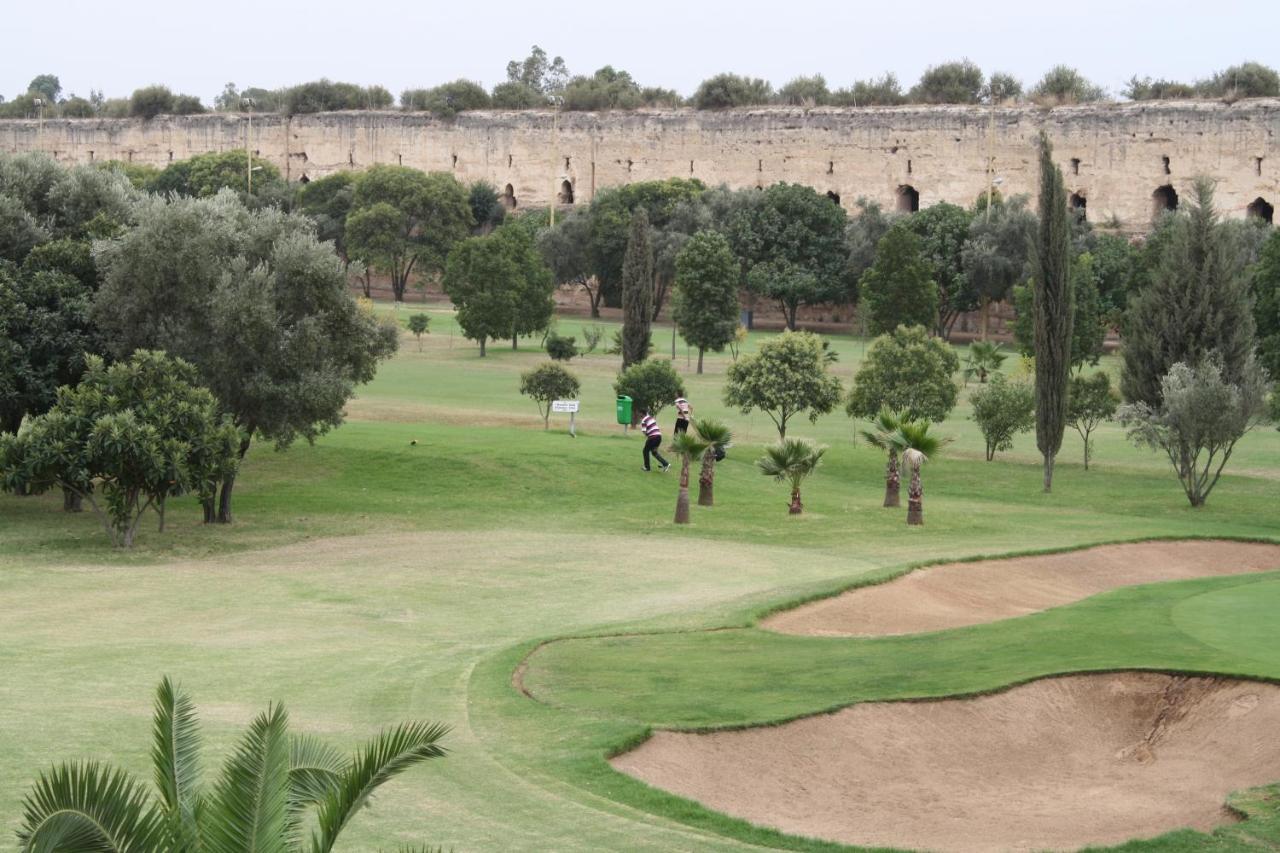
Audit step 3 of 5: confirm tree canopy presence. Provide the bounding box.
[846,325,959,423]
[725,331,842,439]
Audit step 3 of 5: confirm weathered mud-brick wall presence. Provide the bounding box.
[3,100,1277,230]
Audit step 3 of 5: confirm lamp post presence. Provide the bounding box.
[243,97,256,194]
[549,95,562,226]
[33,98,44,152]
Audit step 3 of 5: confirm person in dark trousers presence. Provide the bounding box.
[673,396,692,435]
[639,408,671,472]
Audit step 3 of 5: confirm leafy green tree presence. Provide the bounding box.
[280,79,391,114]
[909,60,985,104]
[961,194,1034,337]
[0,264,99,434]
[1251,229,1280,381]
[860,223,938,335]
[21,238,100,290]
[672,230,741,373]
[408,313,430,350]
[0,195,47,262]
[443,234,517,357]
[1121,177,1257,406]
[1118,356,1269,506]
[831,73,906,106]
[1069,251,1106,369]
[777,75,830,106]
[671,431,711,524]
[757,437,826,515]
[1067,371,1119,469]
[725,331,842,439]
[13,677,447,851]
[298,171,358,283]
[845,197,897,285]
[505,45,569,95]
[520,362,580,428]
[538,209,603,315]
[1032,133,1074,492]
[58,96,96,118]
[1123,76,1197,100]
[129,85,176,118]
[621,208,654,369]
[500,224,555,349]
[27,74,61,102]
[907,202,975,337]
[347,165,472,302]
[400,79,491,116]
[859,408,905,507]
[94,191,398,523]
[0,352,241,546]
[986,72,1023,103]
[152,150,284,199]
[693,418,731,506]
[971,374,1035,460]
[562,66,645,110]
[1197,62,1280,98]
[1089,231,1138,323]
[490,81,547,109]
[1031,66,1106,103]
[468,181,507,233]
[889,419,950,525]
[614,359,685,418]
[846,325,959,423]
[691,73,773,109]
[730,182,852,329]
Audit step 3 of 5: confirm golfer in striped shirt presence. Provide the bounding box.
[638,408,671,472]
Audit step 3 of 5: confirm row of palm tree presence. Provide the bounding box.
[670,419,733,524]
[862,408,950,525]
[17,678,448,852]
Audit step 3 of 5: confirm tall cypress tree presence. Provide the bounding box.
[1032,133,1073,493]
[1121,177,1257,406]
[621,208,654,370]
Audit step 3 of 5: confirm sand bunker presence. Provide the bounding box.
[763,540,1280,637]
[612,672,1280,851]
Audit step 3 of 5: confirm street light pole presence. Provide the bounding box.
[549,95,562,226]
[243,97,255,195]
[34,98,44,152]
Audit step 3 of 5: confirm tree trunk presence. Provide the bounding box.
[697,348,704,374]
[698,449,715,507]
[883,450,900,507]
[512,334,518,350]
[392,273,406,303]
[1043,453,1055,493]
[62,488,83,513]
[157,496,166,533]
[907,466,924,525]
[479,337,487,357]
[202,498,216,524]
[674,457,692,524]
[217,435,252,524]
[788,486,803,515]
[980,295,990,340]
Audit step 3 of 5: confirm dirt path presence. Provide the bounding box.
[612,672,1280,852]
[762,540,1280,637]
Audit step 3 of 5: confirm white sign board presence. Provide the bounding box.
[551,400,580,413]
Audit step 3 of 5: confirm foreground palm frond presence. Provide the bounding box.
[859,408,903,451]
[152,676,203,843]
[670,432,711,459]
[757,438,827,486]
[693,418,732,450]
[18,761,165,853]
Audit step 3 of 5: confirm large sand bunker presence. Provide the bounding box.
[612,673,1280,851]
[762,540,1280,637]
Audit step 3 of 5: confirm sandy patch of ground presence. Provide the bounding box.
[762,540,1280,637]
[612,672,1280,852]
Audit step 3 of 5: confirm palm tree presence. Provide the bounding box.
[859,408,904,507]
[757,438,826,515]
[962,340,1007,385]
[693,418,732,507]
[671,431,711,524]
[17,677,448,853]
[888,420,951,526]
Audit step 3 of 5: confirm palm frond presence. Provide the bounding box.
[309,721,449,853]
[18,761,164,853]
[860,409,903,451]
[670,432,710,459]
[201,703,292,853]
[888,420,953,461]
[692,418,732,448]
[285,734,349,846]
[151,676,203,835]
[757,438,826,483]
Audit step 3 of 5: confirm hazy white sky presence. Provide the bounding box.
[5,0,1278,103]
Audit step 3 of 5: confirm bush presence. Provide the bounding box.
[520,362,580,428]
[491,81,546,109]
[129,85,175,119]
[408,313,430,350]
[1067,371,1119,469]
[1030,66,1105,104]
[615,359,685,420]
[970,375,1035,460]
[581,324,604,354]
[847,325,959,423]
[691,73,773,109]
[282,79,391,114]
[401,79,491,117]
[545,333,578,360]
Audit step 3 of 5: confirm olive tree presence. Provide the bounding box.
[846,325,959,423]
[725,331,842,440]
[1118,356,1269,507]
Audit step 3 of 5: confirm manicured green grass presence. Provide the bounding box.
[2,307,1280,851]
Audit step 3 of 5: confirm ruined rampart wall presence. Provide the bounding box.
[3,101,1277,230]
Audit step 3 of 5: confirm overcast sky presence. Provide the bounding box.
[5,0,1278,104]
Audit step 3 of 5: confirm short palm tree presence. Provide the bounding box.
[757,438,826,515]
[671,431,711,524]
[17,678,448,853]
[888,420,951,526]
[860,408,905,507]
[962,340,1007,385]
[693,418,732,507]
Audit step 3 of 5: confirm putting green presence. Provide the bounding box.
[1172,576,1280,665]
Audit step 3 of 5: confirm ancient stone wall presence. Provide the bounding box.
[3,100,1277,230]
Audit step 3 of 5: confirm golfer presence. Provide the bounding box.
[673,396,692,435]
[638,408,671,472]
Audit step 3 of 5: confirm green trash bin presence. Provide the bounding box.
[615,395,633,425]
